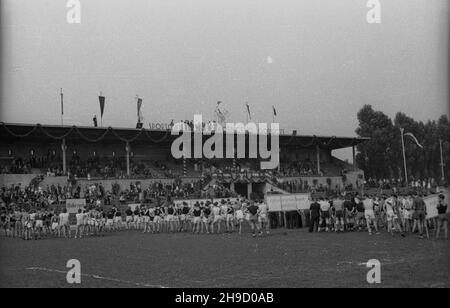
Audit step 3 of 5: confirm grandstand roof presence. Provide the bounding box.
[0,123,369,150]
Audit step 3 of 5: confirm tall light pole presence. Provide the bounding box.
[400,128,408,186]
[439,138,445,183]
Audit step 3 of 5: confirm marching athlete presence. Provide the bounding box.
[166,203,176,233]
[180,202,191,232]
[363,194,379,234]
[125,206,133,230]
[344,195,356,231]
[192,203,202,234]
[220,200,228,232]
[202,202,213,234]
[436,194,448,240]
[211,202,222,234]
[153,205,162,233]
[226,201,235,233]
[385,194,405,237]
[258,200,270,235]
[58,208,71,238]
[247,201,260,237]
[412,193,428,238]
[51,211,59,236]
[333,195,345,232]
[319,197,331,232]
[75,209,84,238]
[354,194,365,231]
[142,206,151,233]
[13,208,23,238]
[8,210,15,238]
[402,194,414,232]
[235,201,245,234]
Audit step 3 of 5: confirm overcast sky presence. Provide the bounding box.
[1,0,449,159]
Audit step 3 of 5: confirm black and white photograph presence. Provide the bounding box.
[0,0,449,293]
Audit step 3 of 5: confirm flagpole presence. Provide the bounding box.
[400,127,408,186]
[100,91,103,127]
[60,88,64,126]
[439,138,445,183]
[136,95,140,124]
[245,103,248,124]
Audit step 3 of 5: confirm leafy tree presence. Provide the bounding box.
[355,105,394,179]
[355,105,449,185]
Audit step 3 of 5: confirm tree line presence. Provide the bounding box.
[355,104,449,185]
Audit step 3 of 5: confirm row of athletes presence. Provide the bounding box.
[309,193,448,239]
[1,208,72,240]
[119,199,270,237]
[1,199,272,239]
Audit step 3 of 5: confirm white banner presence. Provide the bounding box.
[65,199,86,214]
[281,195,298,211]
[266,193,311,212]
[424,190,450,219]
[173,198,239,208]
[128,203,141,211]
[266,195,282,212]
[424,195,439,219]
[295,194,311,210]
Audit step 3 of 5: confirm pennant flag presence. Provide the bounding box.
[404,132,423,148]
[272,105,277,116]
[60,89,64,115]
[99,95,105,118]
[137,97,143,122]
[246,103,251,120]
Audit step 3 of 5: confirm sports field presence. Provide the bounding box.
[0,228,449,288]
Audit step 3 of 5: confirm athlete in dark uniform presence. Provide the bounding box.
[436,194,448,240]
[181,203,191,232]
[192,205,202,234]
[247,202,260,237]
[202,204,212,234]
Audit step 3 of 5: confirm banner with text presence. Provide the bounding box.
[424,190,450,219]
[173,198,239,208]
[65,199,86,214]
[266,193,311,212]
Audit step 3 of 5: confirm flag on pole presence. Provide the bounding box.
[404,132,423,148]
[246,103,251,120]
[137,97,143,122]
[272,105,277,116]
[99,95,105,118]
[60,89,64,115]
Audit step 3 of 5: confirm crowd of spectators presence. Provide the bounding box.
[0,175,239,213]
[277,161,317,177]
[365,177,440,190]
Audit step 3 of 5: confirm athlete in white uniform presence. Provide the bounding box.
[220,201,228,227]
[332,196,345,232]
[319,198,331,232]
[75,209,84,238]
[59,209,70,238]
[51,212,59,235]
[258,201,270,235]
[402,195,413,232]
[363,195,379,234]
[225,201,235,233]
[211,202,222,234]
[235,202,245,234]
[385,195,405,237]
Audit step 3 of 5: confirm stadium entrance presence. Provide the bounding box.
[233,182,248,198]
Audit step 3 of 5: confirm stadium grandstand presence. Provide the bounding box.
[0,122,369,201]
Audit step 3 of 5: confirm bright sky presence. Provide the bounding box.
[1,0,449,160]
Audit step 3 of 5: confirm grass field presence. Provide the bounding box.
[0,228,449,288]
